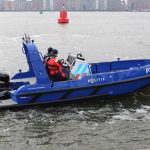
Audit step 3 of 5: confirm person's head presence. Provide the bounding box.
[52,49,58,57]
[48,47,53,54]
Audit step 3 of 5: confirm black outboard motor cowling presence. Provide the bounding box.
[0,73,10,100]
[0,90,10,100]
[0,73,10,84]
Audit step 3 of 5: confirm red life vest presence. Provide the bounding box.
[47,57,65,76]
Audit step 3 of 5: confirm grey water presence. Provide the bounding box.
[0,11,150,150]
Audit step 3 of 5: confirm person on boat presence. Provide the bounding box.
[43,47,54,63]
[47,49,70,82]
[44,47,54,75]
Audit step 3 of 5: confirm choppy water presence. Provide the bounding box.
[0,11,150,150]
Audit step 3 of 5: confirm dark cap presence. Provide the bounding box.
[52,49,58,56]
[48,47,53,54]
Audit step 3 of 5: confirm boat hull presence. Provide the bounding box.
[0,74,149,108]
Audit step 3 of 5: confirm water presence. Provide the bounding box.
[0,11,150,150]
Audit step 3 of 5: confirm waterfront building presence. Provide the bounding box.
[121,0,126,10]
[26,0,32,11]
[67,0,81,10]
[0,0,4,11]
[43,0,51,10]
[4,0,15,11]
[80,0,96,10]
[46,0,51,10]
[53,0,96,11]
[15,0,26,11]
[127,0,150,11]
[107,0,122,11]
[32,0,43,11]
[1,0,126,11]
[98,0,106,10]
[98,0,122,11]
[53,0,67,10]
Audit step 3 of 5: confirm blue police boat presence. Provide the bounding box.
[0,35,150,108]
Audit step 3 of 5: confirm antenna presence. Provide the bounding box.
[23,33,31,43]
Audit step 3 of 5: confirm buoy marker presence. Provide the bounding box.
[58,4,69,23]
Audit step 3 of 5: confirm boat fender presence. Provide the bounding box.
[0,90,10,100]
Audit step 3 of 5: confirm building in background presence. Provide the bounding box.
[32,0,43,11]
[121,0,126,10]
[5,0,150,11]
[26,0,32,11]
[67,0,80,11]
[15,0,27,11]
[107,0,122,11]
[98,0,122,11]
[53,0,96,11]
[0,0,4,11]
[98,0,106,10]
[53,0,67,10]
[46,0,51,10]
[50,0,53,10]
[43,0,51,10]
[4,0,15,11]
[32,0,39,10]
[127,0,150,11]
[80,0,96,10]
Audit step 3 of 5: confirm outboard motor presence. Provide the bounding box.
[0,73,10,90]
[0,72,10,99]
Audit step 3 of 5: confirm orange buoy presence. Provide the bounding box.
[58,5,69,23]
